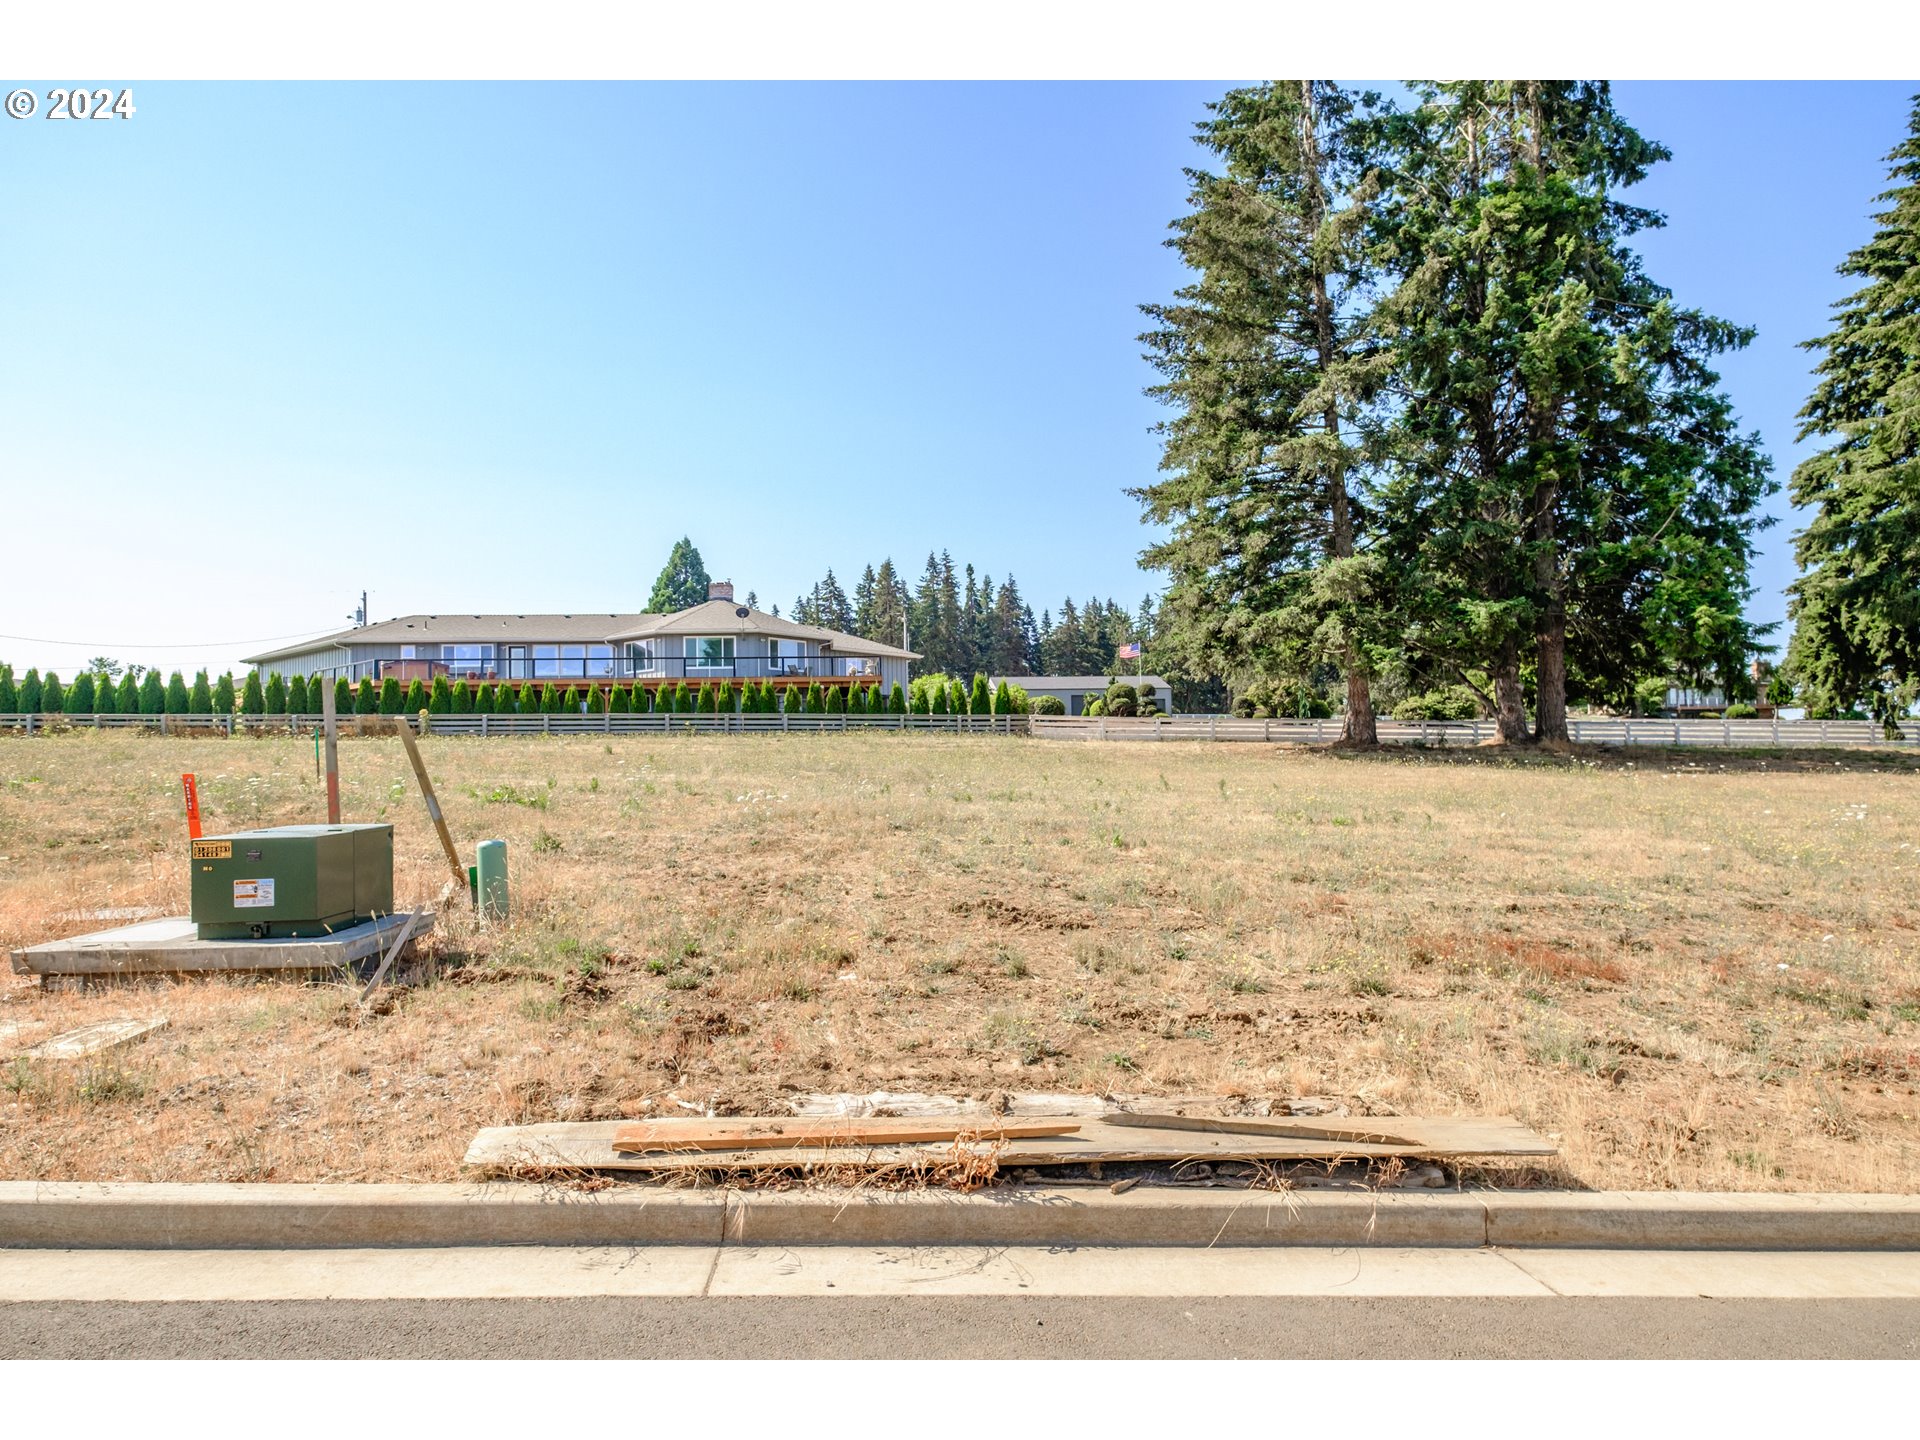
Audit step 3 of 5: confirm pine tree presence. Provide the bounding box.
[1787,97,1920,723]
[66,672,95,713]
[164,672,188,713]
[288,675,310,714]
[209,673,231,713]
[264,673,287,714]
[116,671,139,714]
[814,570,854,633]
[429,676,452,715]
[239,671,264,715]
[1377,81,1773,740]
[648,538,712,613]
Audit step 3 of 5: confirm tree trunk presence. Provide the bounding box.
[1535,608,1568,744]
[1493,643,1530,743]
[1300,79,1377,747]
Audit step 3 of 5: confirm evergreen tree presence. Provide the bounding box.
[949,678,967,715]
[850,683,867,716]
[335,677,355,715]
[717,680,734,713]
[239,671,265,715]
[214,672,236,713]
[288,675,310,714]
[164,672,189,714]
[116,671,140,714]
[805,682,824,714]
[429,676,452,715]
[890,682,907,714]
[377,677,402,714]
[648,537,712,613]
[823,683,844,713]
[137,671,163,714]
[263,673,287,714]
[993,679,1012,714]
[971,672,991,715]
[18,668,41,713]
[1786,96,1920,723]
[0,665,18,714]
[1377,81,1773,741]
[609,684,630,713]
[451,679,472,714]
[189,671,213,713]
[66,672,95,713]
[92,669,116,714]
[673,680,692,713]
[401,679,426,713]
[813,570,854,633]
[43,673,65,713]
[474,682,496,713]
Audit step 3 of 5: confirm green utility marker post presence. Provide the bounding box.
[475,839,509,921]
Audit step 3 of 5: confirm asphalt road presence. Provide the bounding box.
[5,1294,1919,1359]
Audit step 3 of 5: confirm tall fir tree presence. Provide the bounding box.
[1786,96,1920,723]
[647,537,712,613]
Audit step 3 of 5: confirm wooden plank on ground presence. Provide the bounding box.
[1104,1112,1423,1147]
[466,1114,1554,1174]
[610,1118,1081,1154]
[19,1016,169,1062]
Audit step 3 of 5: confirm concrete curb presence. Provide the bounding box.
[4,1182,1920,1251]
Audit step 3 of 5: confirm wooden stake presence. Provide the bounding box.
[321,678,341,825]
[358,910,425,1004]
[392,718,467,897]
[1104,1111,1423,1148]
[180,773,203,840]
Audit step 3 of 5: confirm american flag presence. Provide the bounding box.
[1117,642,1141,660]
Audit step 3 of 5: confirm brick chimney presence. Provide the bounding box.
[708,580,734,602]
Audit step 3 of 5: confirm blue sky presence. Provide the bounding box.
[1,80,1913,679]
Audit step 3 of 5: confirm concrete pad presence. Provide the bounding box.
[9,912,433,979]
[1502,1249,1920,1299]
[0,1246,719,1303]
[709,1245,1551,1297]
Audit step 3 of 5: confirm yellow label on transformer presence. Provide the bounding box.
[191,840,232,860]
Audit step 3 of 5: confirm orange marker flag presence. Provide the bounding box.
[181,773,203,840]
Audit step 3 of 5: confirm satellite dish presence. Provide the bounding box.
[735,606,750,618]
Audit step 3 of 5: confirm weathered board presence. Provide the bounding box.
[466,1114,1554,1174]
[611,1118,1082,1153]
[17,1016,169,1061]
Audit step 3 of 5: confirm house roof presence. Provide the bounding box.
[246,603,920,664]
[243,614,652,664]
[606,600,919,660]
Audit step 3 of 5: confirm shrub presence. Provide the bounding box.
[948,679,966,715]
[213,673,236,713]
[165,672,189,714]
[451,679,472,714]
[429,676,453,714]
[136,672,163,713]
[65,672,95,713]
[92,671,115,715]
[474,682,496,713]
[287,675,310,714]
[20,668,43,713]
[1724,703,1760,719]
[263,673,287,714]
[605,684,627,713]
[1031,693,1066,716]
[1137,681,1159,714]
[971,673,991,715]
[826,683,846,713]
[40,672,64,713]
[1392,686,1479,721]
[806,682,824,714]
[116,672,140,714]
[673,680,692,713]
[401,678,427,714]
[848,683,866,715]
[373,677,398,714]
[0,665,14,714]
[191,671,215,713]
[332,677,352,715]
[237,672,263,715]
[1081,692,1100,715]
[992,679,1011,714]
[1106,682,1137,707]
[890,682,907,714]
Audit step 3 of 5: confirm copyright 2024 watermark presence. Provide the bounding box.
[6,87,136,120]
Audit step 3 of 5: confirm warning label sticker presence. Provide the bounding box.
[191,840,232,860]
[232,878,275,909]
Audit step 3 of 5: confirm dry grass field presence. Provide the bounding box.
[2,730,1917,1191]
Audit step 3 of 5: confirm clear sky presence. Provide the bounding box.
[1,80,1913,680]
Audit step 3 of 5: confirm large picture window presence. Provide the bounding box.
[684,636,734,671]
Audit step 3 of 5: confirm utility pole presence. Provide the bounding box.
[347,591,368,628]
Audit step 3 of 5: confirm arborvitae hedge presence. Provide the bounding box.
[474,682,496,713]
[189,671,214,713]
[212,672,234,713]
[20,669,43,713]
[673,680,691,713]
[42,673,65,713]
[430,676,453,714]
[288,676,310,713]
[374,677,399,714]
[850,684,866,715]
[65,673,95,713]
[826,684,846,714]
[403,679,429,713]
[117,672,140,713]
[890,682,907,714]
[165,672,189,714]
[239,671,265,715]
[334,677,353,715]
[949,680,967,715]
[993,680,1012,714]
[93,672,115,714]
[451,679,472,714]
[608,685,629,713]
[717,680,735,713]
[263,673,287,714]
[0,665,14,714]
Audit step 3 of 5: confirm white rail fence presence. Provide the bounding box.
[0,712,1910,748]
[1027,715,1917,748]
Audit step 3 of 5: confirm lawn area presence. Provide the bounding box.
[2,731,1917,1191]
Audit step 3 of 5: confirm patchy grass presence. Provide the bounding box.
[0,730,1916,1191]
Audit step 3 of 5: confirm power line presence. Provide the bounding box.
[0,627,340,651]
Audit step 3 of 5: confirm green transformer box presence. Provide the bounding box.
[189,824,394,940]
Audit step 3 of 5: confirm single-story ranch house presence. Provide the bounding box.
[245,583,919,699]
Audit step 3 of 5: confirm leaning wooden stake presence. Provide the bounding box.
[358,910,425,1005]
[321,679,341,824]
[392,718,467,898]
